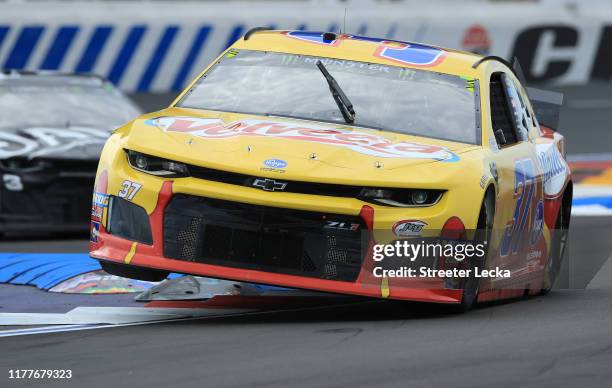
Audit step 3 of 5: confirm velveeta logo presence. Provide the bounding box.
[145,116,459,161]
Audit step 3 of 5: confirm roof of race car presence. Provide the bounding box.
[231,30,486,78]
[0,70,107,87]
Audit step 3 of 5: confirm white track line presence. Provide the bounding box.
[0,310,253,338]
[572,205,612,216]
[587,254,612,290]
[0,306,254,326]
[0,300,372,338]
[574,184,612,198]
[568,153,612,162]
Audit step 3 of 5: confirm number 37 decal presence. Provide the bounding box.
[118,180,142,201]
[500,158,543,257]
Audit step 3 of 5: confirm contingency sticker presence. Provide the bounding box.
[91,192,110,223]
[460,76,476,93]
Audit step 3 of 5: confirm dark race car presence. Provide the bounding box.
[0,71,141,233]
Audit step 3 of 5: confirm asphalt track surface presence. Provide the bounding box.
[1,88,612,388]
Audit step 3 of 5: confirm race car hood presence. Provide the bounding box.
[0,125,111,160]
[123,108,482,188]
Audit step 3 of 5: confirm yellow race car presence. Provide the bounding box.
[90,29,572,311]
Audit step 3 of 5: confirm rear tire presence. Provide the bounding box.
[541,188,571,294]
[100,260,169,282]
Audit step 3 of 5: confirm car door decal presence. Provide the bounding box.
[501,158,542,256]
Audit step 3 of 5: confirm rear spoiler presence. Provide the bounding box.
[525,87,564,131]
[511,58,564,131]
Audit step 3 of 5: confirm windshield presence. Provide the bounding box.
[0,80,141,130]
[178,50,480,144]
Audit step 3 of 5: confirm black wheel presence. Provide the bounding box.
[100,260,169,282]
[449,189,495,313]
[541,189,571,294]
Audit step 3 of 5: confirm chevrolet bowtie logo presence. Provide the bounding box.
[252,178,287,192]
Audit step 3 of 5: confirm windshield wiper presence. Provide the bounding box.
[316,60,355,124]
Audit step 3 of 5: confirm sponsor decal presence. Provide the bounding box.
[350,35,447,67]
[90,221,100,243]
[526,250,543,261]
[225,48,239,58]
[283,33,447,67]
[536,143,568,198]
[263,158,287,169]
[93,192,110,207]
[324,221,360,231]
[531,200,544,245]
[146,117,459,161]
[461,24,491,55]
[480,174,488,189]
[91,204,104,221]
[373,41,446,67]
[92,192,109,223]
[392,220,427,237]
[252,178,287,192]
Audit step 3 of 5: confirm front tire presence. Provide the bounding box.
[449,189,495,313]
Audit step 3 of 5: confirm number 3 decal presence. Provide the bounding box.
[118,180,142,201]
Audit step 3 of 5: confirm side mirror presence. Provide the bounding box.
[494,129,507,146]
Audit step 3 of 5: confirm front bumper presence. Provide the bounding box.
[0,166,95,232]
[90,156,465,303]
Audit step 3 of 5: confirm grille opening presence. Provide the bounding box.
[163,195,366,281]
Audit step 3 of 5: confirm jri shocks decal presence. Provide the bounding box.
[392,220,427,237]
[146,117,459,161]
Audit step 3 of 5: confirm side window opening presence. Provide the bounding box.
[515,89,530,129]
[503,74,530,142]
[530,107,538,128]
[489,72,518,146]
[514,79,539,129]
